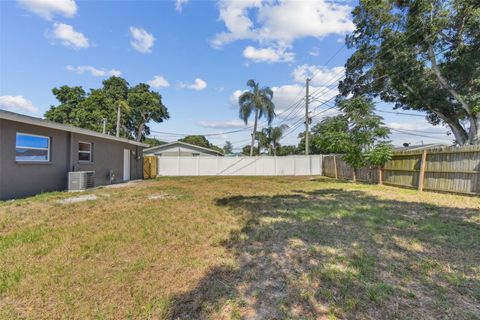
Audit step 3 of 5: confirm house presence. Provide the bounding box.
[0,110,148,200]
[144,141,223,157]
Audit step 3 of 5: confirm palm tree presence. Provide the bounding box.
[238,80,275,156]
[261,124,289,155]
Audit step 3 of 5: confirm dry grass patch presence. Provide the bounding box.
[0,176,479,319]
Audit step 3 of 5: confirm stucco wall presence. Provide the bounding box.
[0,119,70,200]
[70,132,142,185]
[0,119,143,200]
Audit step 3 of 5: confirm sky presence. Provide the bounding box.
[0,0,454,151]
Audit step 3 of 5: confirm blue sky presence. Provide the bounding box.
[0,0,453,150]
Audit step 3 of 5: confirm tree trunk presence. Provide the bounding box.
[250,109,259,156]
[433,111,469,145]
[136,122,145,142]
[401,80,470,145]
[471,116,480,145]
[428,45,478,144]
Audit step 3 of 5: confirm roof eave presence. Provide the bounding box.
[0,110,149,147]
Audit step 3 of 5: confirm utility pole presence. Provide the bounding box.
[102,118,107,134]
[116,105,121,137]
[305,78,310,155]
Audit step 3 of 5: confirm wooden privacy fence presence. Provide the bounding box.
[143,156,158,179]
[323,145,480,195]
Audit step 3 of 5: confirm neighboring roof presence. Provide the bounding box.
[144,141,224,156]
[0,109,148,147]
[394,143,447,152]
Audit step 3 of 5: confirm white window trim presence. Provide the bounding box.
[78,141,93,162]
[16,132,50,162]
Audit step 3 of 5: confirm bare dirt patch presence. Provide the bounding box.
[56,194,97,204]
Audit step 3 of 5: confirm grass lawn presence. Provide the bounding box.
[0,176,479,319]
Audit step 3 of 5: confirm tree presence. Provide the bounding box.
[242,145,258,156]
[238,80,276,156]
[223,141,233,155]
[179,135,212,148]
[45,76,169,141]
[276,145,299,156]
[96,76,129,137]
[178,135,224,154]
[365,142,394,184]
[340,97,391,182]
[44,86,86,124]
[340,0,480,145]
[298,116,350,154]
[259,125,289,155]
[312,97,391,182]
[127,83,169,141]
[143,137,167,147]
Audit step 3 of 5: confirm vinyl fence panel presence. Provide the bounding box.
[157,155,323,176]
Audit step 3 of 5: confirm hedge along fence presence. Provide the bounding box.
[323,145,480,195]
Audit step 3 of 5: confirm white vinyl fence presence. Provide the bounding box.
[156,155,323,176]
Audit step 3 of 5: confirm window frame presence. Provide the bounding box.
[15,132,51,162]
[78,141,93,162]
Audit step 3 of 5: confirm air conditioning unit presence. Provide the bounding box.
[68,171,95,191]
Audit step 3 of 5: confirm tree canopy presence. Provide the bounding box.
[143,137,167,147]
[258,125,289,155]
[223,141,233,155]
[178,135,223,154]
[45,76,169,141]
[340,0,480,145]
[307,97,392,172]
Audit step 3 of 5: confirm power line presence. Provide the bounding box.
[377,110,426,117]
[307,17,451,104]
[390,128,451,141]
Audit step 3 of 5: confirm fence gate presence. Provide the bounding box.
[143,156,157,179]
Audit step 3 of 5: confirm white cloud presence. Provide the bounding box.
[66,65,121,77]
[197,119,245,129]
[52,23,89,49]
[229,89,246,106]
[179,78,207,91]
[309,47,320,56]
[17,0,77,20]
[129,27,155,53]
[292,64,345,87]
[211,0,354,51]
[242,46,294,63]
[147,75,170,88]
[175,0,189,12]
[0,95,39,114]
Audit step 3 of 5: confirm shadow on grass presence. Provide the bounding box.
[169,188,480,319]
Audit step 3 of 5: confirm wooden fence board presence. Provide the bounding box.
[322,145,480,195]
[143,156,157,179]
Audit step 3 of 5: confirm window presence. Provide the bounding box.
[16,133,50,162]
[78,142,92,162]
[192,153,200,157]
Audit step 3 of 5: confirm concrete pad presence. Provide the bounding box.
[57,194,97,204]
